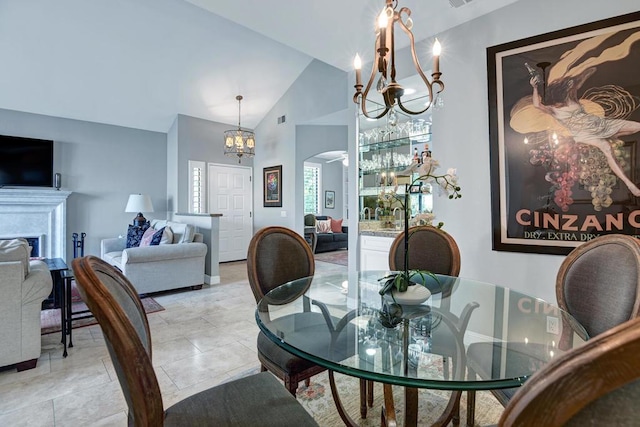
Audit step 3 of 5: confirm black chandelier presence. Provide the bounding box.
[353,0,444,119]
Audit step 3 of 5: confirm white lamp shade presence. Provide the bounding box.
[125,194,154,213]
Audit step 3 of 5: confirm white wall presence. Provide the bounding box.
[319,160,344,218]
[423,0,639,302]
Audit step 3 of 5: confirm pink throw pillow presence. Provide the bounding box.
[330,218,343,233]
[139,227,156,247]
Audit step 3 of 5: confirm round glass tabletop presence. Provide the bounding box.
[256,271,588,390]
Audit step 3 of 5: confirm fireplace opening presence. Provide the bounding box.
[25,237,42,257]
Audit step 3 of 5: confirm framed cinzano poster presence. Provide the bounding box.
[488,11,640,255]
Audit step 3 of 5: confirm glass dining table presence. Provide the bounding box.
[256,271,589,427]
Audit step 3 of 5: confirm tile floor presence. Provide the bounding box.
[0,259,346,426]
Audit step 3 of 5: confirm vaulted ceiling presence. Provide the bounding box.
[0,0,519,133]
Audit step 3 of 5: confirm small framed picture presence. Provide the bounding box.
[325,190,335,209]
[263,165,282,207]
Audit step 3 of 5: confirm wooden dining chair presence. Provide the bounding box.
[249,226,370,423]
[72,255,318,427]
[499,316,640,426]
[388,225,461,276]
[556,233,640,338]
[247,226,326,396]
[388,226,474,425]
[467,233,640,426]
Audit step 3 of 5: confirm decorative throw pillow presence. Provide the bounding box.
[138,227,157,247]
[169,222,195,243]
[126,222,150,248]
[316,219,332,234]
[159,225,173,245]
[150,227,166,246]
[330,218,343,233]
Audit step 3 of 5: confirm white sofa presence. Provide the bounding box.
[0,238,53,371]
[100,220,207,294]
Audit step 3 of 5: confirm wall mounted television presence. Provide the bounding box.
[0,135,54,187]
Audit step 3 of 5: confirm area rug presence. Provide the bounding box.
[40,280,164,335]
[314,249,348,266]
[232,363,503,426]
[297,369,503,426]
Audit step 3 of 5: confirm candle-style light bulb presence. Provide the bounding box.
[432,38,441,75]
[354,54,362,70]
[378,10,388,53]
[432,38,442,56]
[354,54,362,88]
[378,9,388,29]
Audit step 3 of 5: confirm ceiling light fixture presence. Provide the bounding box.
[224,95,255,163]
[353,0,444,119]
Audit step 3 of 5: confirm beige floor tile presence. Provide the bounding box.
[52,380,126,427]
[0,399,55,427]
[150,337,203,367]
[161,341,258,389]
[0,353,51,388]
[0,362,111,414]
[80,411,128,427]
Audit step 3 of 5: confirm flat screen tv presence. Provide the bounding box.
[0,135,54,187]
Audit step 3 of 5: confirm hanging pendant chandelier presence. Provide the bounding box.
[353,0,444,120]
[224,95,255,163]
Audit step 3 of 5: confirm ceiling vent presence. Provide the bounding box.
[449,0,474,8]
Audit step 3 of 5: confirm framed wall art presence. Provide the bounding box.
[263,165,282,207]
[488,11,640,255]
[325,190,335,209]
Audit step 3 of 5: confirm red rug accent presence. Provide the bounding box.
[314,249,348,266]
[40,280,164,335]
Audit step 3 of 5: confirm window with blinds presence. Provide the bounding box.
[304,162,321,215]
[189,160,206,213]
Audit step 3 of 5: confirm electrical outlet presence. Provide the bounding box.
[280,210,287,217]
[546,316,559,334]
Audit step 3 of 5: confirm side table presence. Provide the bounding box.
[60,269,94,356]
[41,258,70,357]
[41,258,68,309]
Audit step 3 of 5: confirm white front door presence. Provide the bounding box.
[208,163,253,262]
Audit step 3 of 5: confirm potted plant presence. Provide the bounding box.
[377,157,462,327]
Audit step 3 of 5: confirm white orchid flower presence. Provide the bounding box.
[410,212,436,226]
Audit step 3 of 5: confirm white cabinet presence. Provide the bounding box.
[359,234,395,271]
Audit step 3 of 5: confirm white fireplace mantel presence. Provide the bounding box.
[0,188,72,259]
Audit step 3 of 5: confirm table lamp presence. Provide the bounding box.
[125,194,154,226]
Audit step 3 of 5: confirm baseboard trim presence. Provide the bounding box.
[205,275,220,285]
